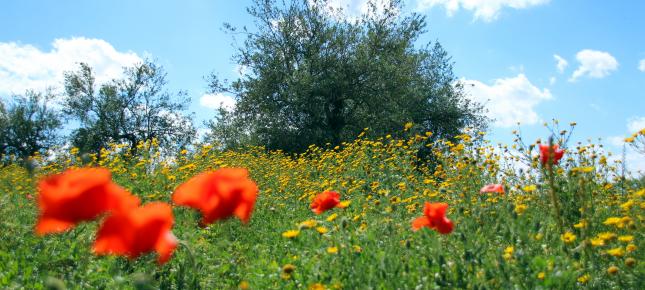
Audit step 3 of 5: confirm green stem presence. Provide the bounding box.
[545,143,564,234]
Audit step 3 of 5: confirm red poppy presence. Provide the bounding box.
[539,144,565,166]
[310,191,341,215]
[36,168,140,235]
[172,168,258,225]
[411,202,454,234]
[479,184,505,195]
[93,202,177,264]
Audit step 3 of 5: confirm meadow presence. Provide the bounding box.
[0,124,643,289]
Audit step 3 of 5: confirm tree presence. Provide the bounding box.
[0,90,62,160]
[203,107,256,149]
[63,60,195,154]
[208,0,487,152]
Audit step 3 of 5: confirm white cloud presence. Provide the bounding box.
[416,0,549,22]
[549,76,556,85]
[553,54,568,73]
[199,93,236,111]
[569,49,618,82]
[0,37,142,96]
[639,59,645,72]
[464,73,552,127]
[628,116,645,133]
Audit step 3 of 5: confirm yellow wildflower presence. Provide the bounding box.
[503,246,514,260]
[573,220,588,229]
[597,232,617,241]
[316,226,329,234]
[618,235,634,243]
[326,213,338,222]
[523,185,537,192]
[282,230,300,239]
[327,247,338,254]
[299,220,318,229]
[308,283,326,290]
[561,232,576,244]
[577,274,590,284]
[606,247,624,257]
[590,238,605,247]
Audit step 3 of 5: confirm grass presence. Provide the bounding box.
[0,127,643,289]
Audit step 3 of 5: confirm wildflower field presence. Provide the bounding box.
[1,126,643,289]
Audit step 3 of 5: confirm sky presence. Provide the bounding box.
[1,0,644,172]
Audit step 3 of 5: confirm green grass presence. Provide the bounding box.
[0,134,643,289]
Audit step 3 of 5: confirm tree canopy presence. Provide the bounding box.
[63,60,195,154]
[0,91,62,161]
[208,0,487,152]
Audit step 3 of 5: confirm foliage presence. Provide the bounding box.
[0,90,61,162]
[63,60,195,155]
[208,0,487,152]
[203,107,256,150]
[0,126,642,289]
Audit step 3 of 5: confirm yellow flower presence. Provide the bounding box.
[597,232,617,241]
[397,182,407,191]
[338,200,351,208]
[626,244,637,252]
[308,283,326,290]
[561,232,576,244]
[316,226,329,234]
[352,245,362,253]
[607,266,619,275]
[327,247,338,254]
[620,200,634,211]
[282,264,296,274]
[299,219,318,229]
[326,213,338,222]
[282,230,300,239]
[625,258,636,267]
[503,246,514,260]
[573,220,587,229]
[404,122,413,131]
[606,247,625,257]
[514,204,528,215]
[522,185,537,192]
[577,274,590,284]
[603,217,622,226]
[590,238,605,247]
[618,235,634,243]
[537,272,545,280]
[239,281,250,290]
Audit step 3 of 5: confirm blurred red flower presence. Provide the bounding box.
[93,202,177,264]
[539,144,565,166]
[480,184,505,195]
[310,191,341,215]
[36,168,140,235]
[411,202,454,234]
[172,168,258,225]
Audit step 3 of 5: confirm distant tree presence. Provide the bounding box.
[0,90,62,160]
[63,60,195,154]
[207,0,487,152]
[203,107,255,149]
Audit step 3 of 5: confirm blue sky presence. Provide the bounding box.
[1,0,644,171]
